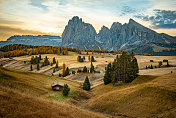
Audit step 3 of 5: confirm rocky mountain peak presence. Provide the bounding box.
[62,16,98,50]
[110,22,122,29]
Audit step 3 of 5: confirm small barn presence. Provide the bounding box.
[51,82,64,91]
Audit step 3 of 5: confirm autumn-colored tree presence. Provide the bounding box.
[62,63,66,76]
[56,60,59,68]
[88,55,90,61]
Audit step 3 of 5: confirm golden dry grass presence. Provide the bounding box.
[84,73,176,118]
[0,67,107,118]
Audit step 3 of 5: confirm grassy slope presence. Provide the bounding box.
[85,74,176,118]
[0,67,107,118]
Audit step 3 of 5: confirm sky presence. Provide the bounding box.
[0,0,176,41]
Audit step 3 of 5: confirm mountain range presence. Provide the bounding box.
[62,16,176,55]
[0,35,62,47]
[1,16,176,55]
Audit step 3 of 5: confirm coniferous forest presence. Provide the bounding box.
[104,51,139,85]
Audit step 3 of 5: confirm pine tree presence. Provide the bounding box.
[39,54,41,60]
[132,57,139,78]
[91,56,95,62]
[30,65,33,71]
[53,57,56,64]
[83,66,87,72]
[53,68,55,73]
[90,62,94,73]
[43,56,50,66]
[65,67,70,76]
[37,63,40,70]
[62,84,70,96]
[83,76,91,91]
[151,64,153,69]
[103,63,112,85]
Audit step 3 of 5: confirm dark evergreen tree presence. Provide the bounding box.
[53,57,56,64]
[83,56,85,61]
[62,84,70,96]
[90,62,94,73]
[53,68,55,73]
[83,66,88,72]
[65,67,70,76]
[39,54,41,60]
[35,56,40,64]
[103,51,139,85]
[30,65,33,71]
[37,63,40,70]
[83,76,91,91]
[103,63,112,85]
[151,64,153,69]
[43,56,50,66]
[91,56,95,62]
[132,57,139,78]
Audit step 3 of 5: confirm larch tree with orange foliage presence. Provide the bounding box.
[56,60,59,68]
[62,63,66,76]
[88,55,90,61]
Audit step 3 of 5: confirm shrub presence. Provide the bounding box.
[62,84,70,96]
[72,71,76,75]
[77,69,82,73]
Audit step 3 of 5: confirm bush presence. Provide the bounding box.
[59,73,62,77]
[62,84,70,96]
[72,71,76,75]
[77,69,82,73]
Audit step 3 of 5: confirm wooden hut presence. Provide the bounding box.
[51,82,64,91]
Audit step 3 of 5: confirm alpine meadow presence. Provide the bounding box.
[0,0,176,118]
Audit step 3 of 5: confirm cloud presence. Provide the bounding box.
[135,9,176,29]
[120,6,137,16]
[30,0,48,11]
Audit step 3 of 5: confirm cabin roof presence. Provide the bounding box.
[51,82,64,87]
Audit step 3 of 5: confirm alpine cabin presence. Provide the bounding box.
[51,82,64,91]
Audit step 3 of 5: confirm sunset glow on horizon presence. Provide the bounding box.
[0,0,176,41]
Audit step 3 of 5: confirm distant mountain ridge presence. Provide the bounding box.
[0,35,62,47]
[0,16,176,55]
[62,16,176,55]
